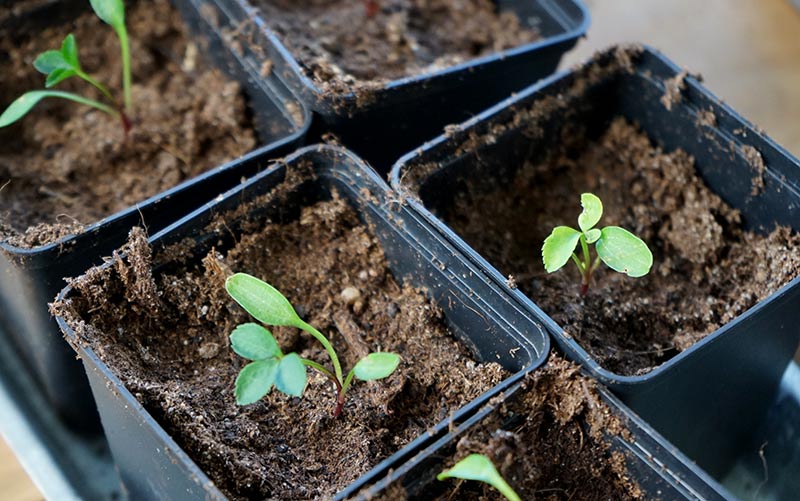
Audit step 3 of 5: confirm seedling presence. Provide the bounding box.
[437,454,521,501]
[0,0,133,132]
[542,193,653,296]
[225,272,400,417]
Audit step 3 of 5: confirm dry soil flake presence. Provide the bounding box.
[55,194,507,499]
[0,0,256,248]
[443,117,800,376]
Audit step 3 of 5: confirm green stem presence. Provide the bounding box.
[43,90,119,118]
[493,476,522,501]
[341,369,356,396]
[580,235,591,272]
[570,253,584,273]
[590,255,602,273]
[75,69,114,101]
[297,321,343,384]
[115,25,132,110]
[301,359,342,391]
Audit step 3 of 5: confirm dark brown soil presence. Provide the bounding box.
[441,117,800,376]
[0,0,256,248]
[254,0,539,91]
[54,180,506,499]
[389,356,642,500]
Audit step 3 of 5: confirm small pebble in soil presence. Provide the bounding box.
[386,302,399,318]
[340,286,361,305]
[198,342,220,359]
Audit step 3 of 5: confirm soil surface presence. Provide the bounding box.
[0,0,256,247]
[387,356,642,500]
[55,181,507,499]
[254,0,539,91]
[441,118,800,375]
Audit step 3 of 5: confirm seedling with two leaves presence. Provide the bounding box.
[225,272,400,417]
[0,0,133,132]
[438,453,521,501]
[542,193,653,296]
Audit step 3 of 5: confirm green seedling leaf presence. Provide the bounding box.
[225,273,302,327]
[235,359,278,405]
[45,68,77,88]
[353,352,400,380]
[230,323,281,361]
[542,226,581,273]
[0,90,118,128]
[275,353,306,397]
[90,0,125,28]
[578,192,603,232]
[584,228,601,244]
[33,50,71,74]
[61,34,79,66]
[437,454,521,501]
[596,226,653,277]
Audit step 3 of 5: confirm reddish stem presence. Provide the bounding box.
[580,271,592,297]
[120,111,132,137]
[333,390,346,418]
[364,0,378,18]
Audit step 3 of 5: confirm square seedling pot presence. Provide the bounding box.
[354,359,734,500]
[0,0,309,432]
[222,0,589,172]
[54,144,549,499]
[390,46,800,487]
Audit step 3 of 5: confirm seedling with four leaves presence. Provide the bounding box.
[225,272,400,417]
[0,0,134,132]
[437,453,521,501]
[542,193,653,296]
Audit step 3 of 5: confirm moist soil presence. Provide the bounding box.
[441,117,800,376]
[0,0,256,248]
[254,0,539,91]
[55,179,507,499]
[387,356,642,500]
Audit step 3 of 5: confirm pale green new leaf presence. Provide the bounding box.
[584,228,601,244]
[542,226,581,273]
[33,50,71,74]
[230,323,281,361]
[90,0,125,28]
[235,359,278,405]
[578,192,603,233]
[437,454,521,501]
[596,226,653,278]
[225,273,302,327]
[353,352,400,381]
[275,353,306,397]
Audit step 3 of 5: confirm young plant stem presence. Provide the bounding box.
[301,359,351,417]
[115,24,132,110]
[572,235,596,297]
[298,320,343,383]
[76,70,114,101]
[364,0,378,17]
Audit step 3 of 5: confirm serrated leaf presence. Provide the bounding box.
[275,353,306,397]
[584,228,601,244]
[45,68,77,88]
[230,323,281,361]
[437,454,521,501]
[234,359,278,405]
[542,226,581,273]
[60,34,80,67]
[225,273,302,327]
[33,50,71,74]
[596,226,653,278]
[353,352,400,381]
[578,193,603,233]
[90,0,125,28]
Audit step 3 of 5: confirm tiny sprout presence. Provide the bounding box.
[225,272,400,417]
[542,193,653,296]
[437,454,521,501]
[0,0,133,132]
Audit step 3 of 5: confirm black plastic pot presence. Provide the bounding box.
[54,144,550,500]
[0,0,310,432]
[390,46,800,489]
[224,0,589,173]
[354,370,732,500]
